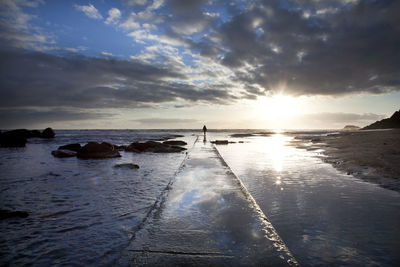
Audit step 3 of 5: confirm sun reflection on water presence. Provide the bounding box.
[268,134,287,172]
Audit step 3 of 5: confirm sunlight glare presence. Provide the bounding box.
[267,134,288,172]
[256,94,299,120]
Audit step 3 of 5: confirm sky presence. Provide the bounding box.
[0,0,399,129]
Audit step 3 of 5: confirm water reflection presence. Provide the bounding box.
[261,134,290,173]
[216,134,400,266]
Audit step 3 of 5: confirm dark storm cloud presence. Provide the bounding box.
[184,0,400,96]
[1,0,399,126]
[0,48,237,109]
[0,108,113,129]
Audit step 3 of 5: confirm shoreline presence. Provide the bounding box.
[290,129,400,192]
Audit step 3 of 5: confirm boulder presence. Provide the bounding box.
[125,142,154,152]
[0,209,29,220]
[29,130,42,138]
[230,133,254,137]
[152,145,186,153]
[211,140,229,145]
[125,141,186,153]
[51,150,77,158]
[0,129,28,147]
[114,145,127,151]
[41,127,55,138]
[156,134,184,141]
[58,143,81,152]
[77,142,121,159]
[114,163,139,169]
[163,140,187,146]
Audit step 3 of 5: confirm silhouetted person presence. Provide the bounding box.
[202,125,207,141]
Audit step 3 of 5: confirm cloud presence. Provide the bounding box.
[124,0,148,6]
[0,48,237,110]
[0,108,113,129]
[164,0,399,98]
[101,51,113,57]
[0,0,52,50]
[1,0,400,129]
[74,4,103,20]
[120,14,141,30]
[105,8,121,25]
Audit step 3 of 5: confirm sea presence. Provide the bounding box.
[1,129,399,266]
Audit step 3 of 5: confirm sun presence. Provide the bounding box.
[254,94,300,128]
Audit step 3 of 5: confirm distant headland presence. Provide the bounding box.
[362,109,400,130]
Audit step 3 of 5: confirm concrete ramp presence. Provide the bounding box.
[119,138,298,266]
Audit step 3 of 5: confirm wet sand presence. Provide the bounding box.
[291,129,400,191]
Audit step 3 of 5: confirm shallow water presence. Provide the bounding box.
[0,130,195,266]
[215,133,400,266]
[1,130,399,266]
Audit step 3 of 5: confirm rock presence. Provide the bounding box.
[343,125,360,130]
[77,142,121,159]
[211,140,229,145]
[41,127,55,138]
[0,130,27,147]
[0,128,56,147]
[51,150,77,158]
[155,134,184,141]
[114,163,139,169]
[162,140,187,146]
[152,145,186,153]
[362,110,400,130]
[0,209,29,220]
[114,145,127,151]
[125,142,156,152]
[230,133,254,137]
[125,141,186,153]
[58,143,81,152]
[29,130,42,138]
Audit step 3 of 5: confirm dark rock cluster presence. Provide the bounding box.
[52,140,187,159]
[0,128,55,147]
[125,141,186,153]
[0,209,29,220]
[51,142,121,159]
[114,163,140,169]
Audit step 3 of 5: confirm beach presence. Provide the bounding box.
[291,129,400,192]
[1,129,400,266]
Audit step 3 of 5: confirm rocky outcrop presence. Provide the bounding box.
[162,140,187,146]
[77,142,121,159]
[41,127,55,138]
[363,110,400,130]
[155,134,184,141]
[125,141,186,153]
[114,145,127,151]
[53,139,186,159]
[0,130,28,147]
[58,143,81,152]
[230,133,255,137]
[0,209,29,220]
[211,140,236,145]
[343,125,360,130]
[0,128,56,147]
[51,150,77,158]
[114,163,139,169]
